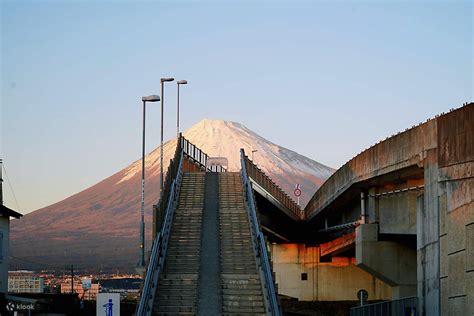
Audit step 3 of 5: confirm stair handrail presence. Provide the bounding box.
[240,148,281,316]
[181,136,227,172]
[137,149,184,316]
[243,154,303,220]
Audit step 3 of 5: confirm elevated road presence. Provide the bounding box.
[302,103,473,315]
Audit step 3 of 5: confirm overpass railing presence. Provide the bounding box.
[350,297,418,316]
[180,136,227,172]
[137,147,184,316]
[242,151,302,220]
[240,149,281,316]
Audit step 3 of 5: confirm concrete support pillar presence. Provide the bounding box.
[417,149,440,315]
[356,224,417,299]
[367,187,378,224]
[360,192,367,224]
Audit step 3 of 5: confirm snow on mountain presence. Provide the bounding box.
[181,119,334,204]
[117,119,334,205]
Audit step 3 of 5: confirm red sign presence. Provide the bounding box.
[294,184,301,197]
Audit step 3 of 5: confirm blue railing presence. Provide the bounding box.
[240,148,281,316]
[136,150,184,316]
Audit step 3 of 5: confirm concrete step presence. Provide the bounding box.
[155,297,197,305]
[222,299,264,307]
[166,255,200,260]
[220,252,254,257]
[158,278,198,285]
[160,274,198,280]
[222,288,263,295]
[163,264,200,270]
[153,306,196,313]
[167,241,201,246]
[155,313,195,316]
[222,306,266,313]
[221,274,260,280]
[221,263,256,267]
[222,313,265,316]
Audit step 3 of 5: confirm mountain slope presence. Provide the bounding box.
[10,119,333,272]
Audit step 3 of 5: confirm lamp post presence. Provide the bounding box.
[139,94,160,268]
[160,78,174,196]
[176,80,188,137]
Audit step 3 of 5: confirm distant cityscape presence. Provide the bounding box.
[6,269,142,314]
[8,270,141,299]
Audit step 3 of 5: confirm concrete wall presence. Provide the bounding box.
[270,243,391,302]
[437,103,473,315]
[438,162,473,314]
[378,191,418,235]
[0,216,9,294]
[356,224,417,299]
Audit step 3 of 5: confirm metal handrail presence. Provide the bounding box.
[136,150,184,316]
[181,136,227,172]
[243,155,302,219]
[240,149,281,316]
[136,234,161,316]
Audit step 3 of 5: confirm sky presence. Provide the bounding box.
[1,0,472,214]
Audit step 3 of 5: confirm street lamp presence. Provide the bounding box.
[176,80,188,137]
[160,78,174,196]
[139,94,160,268]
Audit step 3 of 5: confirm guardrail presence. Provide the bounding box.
[180,136,227,172]
[136,148,184,316]
[243,152,303,220]
[350,297,418,316]
[155,136,185,230]
[240,149,281,316]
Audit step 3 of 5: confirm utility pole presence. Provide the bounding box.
[1,158,3,205]
[70,265,74,294]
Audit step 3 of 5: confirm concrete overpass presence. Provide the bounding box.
[295,102,472,314]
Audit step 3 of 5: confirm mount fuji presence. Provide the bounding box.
[10,119,334,272]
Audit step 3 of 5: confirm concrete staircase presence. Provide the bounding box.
[152,171,267,315]
[153,172,205,315]
[219,172,266,315]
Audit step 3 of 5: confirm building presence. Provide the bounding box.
[60,281,101,300]
[0,204,22,296]
[8,270,44,293]
[0,160,23,297]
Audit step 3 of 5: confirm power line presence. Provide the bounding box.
[9,255,72,270]
[2,163,22,213]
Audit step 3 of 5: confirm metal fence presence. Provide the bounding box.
[350,297,418,316]
[180,136,227,172]
[243,151,303,220]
